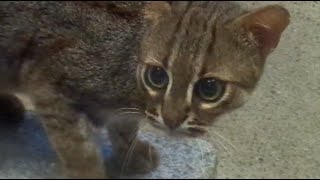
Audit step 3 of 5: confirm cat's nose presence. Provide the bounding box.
[162,112,188,130]
[163,118,181,130]
[161,96,189,130]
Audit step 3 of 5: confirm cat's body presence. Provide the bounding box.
[0,1,290,178]
[0,1,144,112]
[0,1,148,178]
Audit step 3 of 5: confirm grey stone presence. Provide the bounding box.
[0,114,217,179]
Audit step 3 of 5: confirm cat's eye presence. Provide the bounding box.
[145,66,169,89]
[195,78,225,102]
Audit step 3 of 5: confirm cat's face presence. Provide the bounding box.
[137,2,290,136]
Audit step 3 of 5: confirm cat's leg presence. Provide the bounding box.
[32,92,107,179]
[106,114,159,176]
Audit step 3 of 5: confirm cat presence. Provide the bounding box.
[0,1,290,179]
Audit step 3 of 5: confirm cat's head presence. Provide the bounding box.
[137,2,290,136]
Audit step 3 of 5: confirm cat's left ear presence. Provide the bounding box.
[227,5,290,57]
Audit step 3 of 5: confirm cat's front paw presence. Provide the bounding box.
[106,140,159,177]
[120,140,159,175]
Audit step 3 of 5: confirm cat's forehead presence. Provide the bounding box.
[143,3,216,67]
[142,2,214,62]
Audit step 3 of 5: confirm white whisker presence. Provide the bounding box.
[121,136,139,176]
[138,121,148,133]
[148,145,153,167]
[119,111,143,115]
[110,108,143,120]
[115,107,140,112]
[207,133,232,156]
[209,129,237,150]
[215,137,232,155]
[196,139,206,175]
[145,110,157,118]
[202,139,211,155]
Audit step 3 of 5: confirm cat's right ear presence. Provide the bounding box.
[144,2,172,25]
[226,5,290,58]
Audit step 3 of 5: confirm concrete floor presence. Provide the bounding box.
[208,1,320,179]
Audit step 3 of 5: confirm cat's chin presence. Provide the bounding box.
[143,117,206,138]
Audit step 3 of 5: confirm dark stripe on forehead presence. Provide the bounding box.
[163,2,221,102]
[165,5,210,101]
[170,3,220,76]
[195,5,221,78]
[163,1,193,68]
[200,16,219,76]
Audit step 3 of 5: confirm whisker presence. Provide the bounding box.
[118,111,143,115]
[137,121,150,139]
[110,110,143,120]
[196,139,206,175]
[197,139,204,163]
[207,133,232,156]
[139,120,149,132]
[202,142,213,170]
[148,145,153,167]
[120,120,148,175]
[215,136,232,155]
[209,129,237,150]
[188,126,207,133]
[145,110,158,119]
[121,136,139,176]
[208,123,226,129]
[115,107,140,112]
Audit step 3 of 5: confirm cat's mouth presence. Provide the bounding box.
[145,111,207,137]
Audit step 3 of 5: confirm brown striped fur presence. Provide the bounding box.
[0,1,289,178]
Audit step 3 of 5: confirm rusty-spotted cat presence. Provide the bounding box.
[0,1,290,178]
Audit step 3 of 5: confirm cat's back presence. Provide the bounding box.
[0,2,146,103]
